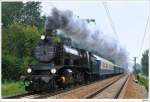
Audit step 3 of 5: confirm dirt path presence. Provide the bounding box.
[123,74,148,99]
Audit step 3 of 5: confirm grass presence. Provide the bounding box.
[2,80,26,97]
[138,74,149,91]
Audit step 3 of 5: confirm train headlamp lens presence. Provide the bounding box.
[27,68,32,73]
[41,35,45,40]
[51,68,56,74]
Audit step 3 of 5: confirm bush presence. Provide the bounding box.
[2,55,22,81]
[2,80,25,97]
[138,74,148,91]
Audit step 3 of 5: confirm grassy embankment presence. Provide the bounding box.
[2,81,26,97]
[138,74,148,91]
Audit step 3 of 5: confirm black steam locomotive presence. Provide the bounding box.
[24,32,124,92]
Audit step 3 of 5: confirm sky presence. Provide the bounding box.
[41,0,149,71]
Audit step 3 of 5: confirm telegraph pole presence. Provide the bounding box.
[134,57,137,74]
[134,57,139,80]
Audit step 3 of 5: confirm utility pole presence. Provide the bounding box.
[134,57,137,74]
[134,57,139,80]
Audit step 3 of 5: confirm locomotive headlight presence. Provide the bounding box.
[41,35,45,40]
[51,68,56,74]
[27,68,32,73]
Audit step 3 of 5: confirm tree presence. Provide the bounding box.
[2,2,23,27]
[2,23,40,80]
[2,2,46,81]
[21,2,46,28]
[141,50,149,76]
[2,2,46,28]
[2,23,40,57]
[2,55,22,80]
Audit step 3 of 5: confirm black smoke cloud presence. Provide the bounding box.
[45,8,128,68]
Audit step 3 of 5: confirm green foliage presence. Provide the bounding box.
[2,2,24,27]
[138,74,148,91]
[2,1,46,81]
[21,2,46,28]
[3,23,40,57]
[141,50,149,76]
[2,55,22,80]
[2,23,40,80]
[2,2,46,29]
[2,81,25,97]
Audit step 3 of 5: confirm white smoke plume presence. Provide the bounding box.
[45,8,128,68]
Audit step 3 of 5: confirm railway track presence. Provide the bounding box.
[47,74,125,99]
[84,74,129,99]
[3,74,127,99]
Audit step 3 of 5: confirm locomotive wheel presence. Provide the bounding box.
[56,69,73,88]
[60,76,66,83]
[79,72,85,84]
[57,75,67,83]
[75,71,85,85]
[57,75,72,89]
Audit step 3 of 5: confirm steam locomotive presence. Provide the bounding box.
[24,31,124,92]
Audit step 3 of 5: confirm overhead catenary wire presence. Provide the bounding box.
[138,16,149,58]
[102,2,119,40]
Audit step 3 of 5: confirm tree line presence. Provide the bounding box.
[134,50,149,77]
[141,50,149,76]
[2,2,45,81]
